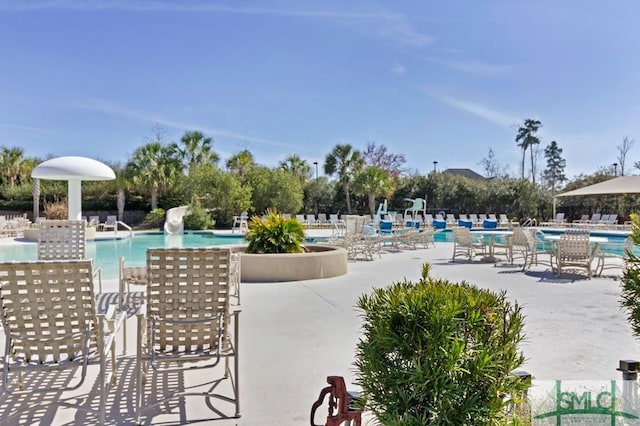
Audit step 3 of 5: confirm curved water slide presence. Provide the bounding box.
[164,206,190,235]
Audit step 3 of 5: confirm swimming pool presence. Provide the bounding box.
[1,232,246,279]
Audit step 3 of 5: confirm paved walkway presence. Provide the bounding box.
[0,236,636,425]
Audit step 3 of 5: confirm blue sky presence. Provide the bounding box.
[1,1,639,179]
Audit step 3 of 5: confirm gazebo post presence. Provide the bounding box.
[68,179,82,221]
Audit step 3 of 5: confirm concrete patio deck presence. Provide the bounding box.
[0,236,637,425]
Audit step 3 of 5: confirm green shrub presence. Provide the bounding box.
[141,208,166,229]
[183,204,214,230]
[355,264,528,425]
[245,208,305,254]
[621,214,640,338]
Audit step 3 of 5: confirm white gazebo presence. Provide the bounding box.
[32,156,116,221]
[553,175,640,216]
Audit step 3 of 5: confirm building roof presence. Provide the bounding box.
[443,168,486,180]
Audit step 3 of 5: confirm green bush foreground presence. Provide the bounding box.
[355,264,528,425]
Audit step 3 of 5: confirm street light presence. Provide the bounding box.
[433,161,438,173]
[313,161,318,180]
[613,163,618,176]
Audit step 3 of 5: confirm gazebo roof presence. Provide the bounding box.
[556,175,640,197]
[32,156,115,181]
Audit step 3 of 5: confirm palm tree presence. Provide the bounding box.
[32,177,40,221]
[113,163,134,221]
[324,144,364,214]
[128,142,182,210]
[515,119,542,183]
[353,166,395,217]
[226,150,256,178]
[0,146,24,189]
[178,130,218,174]
[279,154,312,184]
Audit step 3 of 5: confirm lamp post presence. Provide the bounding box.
[433,161,438,173]
[613,163,618,176]
[313,161,318,180]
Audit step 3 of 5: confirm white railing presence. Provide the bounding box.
[116,221,134,239]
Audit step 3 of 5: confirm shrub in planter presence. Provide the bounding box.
[621,214,640,338]
[43,200,68,219]
[246,208,305,254]
[355,263,528,425]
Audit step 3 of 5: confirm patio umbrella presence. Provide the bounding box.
[32,156,116,221]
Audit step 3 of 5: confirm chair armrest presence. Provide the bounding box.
[97,303,125,356]
[93,267,103,293]
[136,303,147,318]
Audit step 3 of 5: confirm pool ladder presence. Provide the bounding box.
[116,220,134,239]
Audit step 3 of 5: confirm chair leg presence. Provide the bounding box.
[234,312,241,418]
[135,316,145,425]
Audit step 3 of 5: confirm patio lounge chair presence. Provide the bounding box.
[588,213,602,224]
[296,214,309,226]
[541,213,565,227]
[88,215,100,227]
[499,214,517,228]
[0,259,125,424]
[468,213,480,227]
[306,213,319,227]
[135,248,240,423]
[573,214,590,224]
[316,213,329,227]
[101,215,118,232]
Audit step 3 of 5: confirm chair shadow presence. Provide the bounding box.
[0,368,77,425]
[96,291,145,318]
[130,359,240,425]
[0,359,139,425]
[519,268,591,284]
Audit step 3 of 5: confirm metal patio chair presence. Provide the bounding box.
[135,247,240,423]
[0,260,124,424]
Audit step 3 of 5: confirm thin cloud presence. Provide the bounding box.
[392,63,407,76]
[0,122,47,132]
[3,1,434,47]
[427,92,520,128]
[70,99,299,150]
[427,57,511,76]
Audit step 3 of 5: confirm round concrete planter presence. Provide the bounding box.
[23,226,97,241]
[239,244,348,282]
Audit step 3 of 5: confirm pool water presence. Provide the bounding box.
[433,228,637,257]
[2,232,246,280]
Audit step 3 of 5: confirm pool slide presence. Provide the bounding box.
[164,206,190,235]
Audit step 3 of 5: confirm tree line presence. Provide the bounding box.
[0,120,637,227]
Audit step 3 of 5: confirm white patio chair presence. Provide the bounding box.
[135,248,240,423]
[38,219,102,292]
[451,227,486,261]
[0,260,125,424]
[554,232,599,278]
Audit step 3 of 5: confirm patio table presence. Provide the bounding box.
[470,230,513,262]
